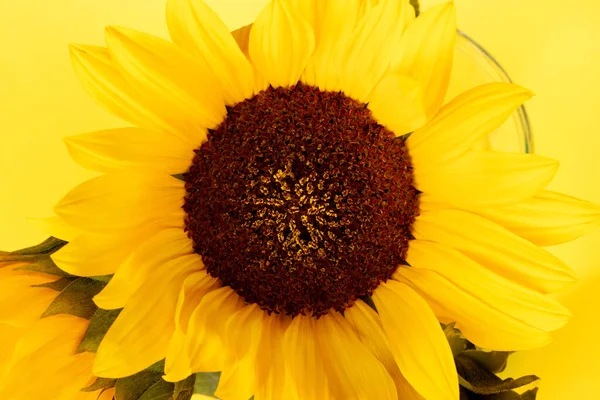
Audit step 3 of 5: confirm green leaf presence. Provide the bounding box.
[42,277,105,319]
[77,308,122,353]
[1,237,71,277]
[461,350,511,374]
[3,237,67,256]
[444,322,467,357]
[138,379,175,400]
[90,274,113,283]
[15,256,72,277]
[456,354,539,395]
[172,173,186,181]
[32,277,75,292]
[81,377,117,392]
[193,372,220,396]
[115,370,162,400]
[410,0,420,17]
[173,375,195,400]
[146,359,166,374]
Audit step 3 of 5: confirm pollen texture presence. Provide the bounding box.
[183,83,419,317]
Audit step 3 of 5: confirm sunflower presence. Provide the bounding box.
[0,262,114,400]
[24,0,598,399]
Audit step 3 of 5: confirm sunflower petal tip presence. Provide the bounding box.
[104,25,120,34]
[517,86,535,99]
[62,134,75,146]
[68,43,84,54]
[69,44,95,62]
[105,25,131,43]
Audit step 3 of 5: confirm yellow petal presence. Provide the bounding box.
[406,239,572,331]
[283,314,331,399]
[285,0,319,33]
[338,0,409,102]
[469,190,600,247]
[0,268,56,327]
[93,228,195,310]
[175,272,218,333]
[412,210,576,293]
[0,315,95,400]
[0,323,20,386]
[345,300,424,400]
[249,0,315,88]
[51,231,143,277]
[105,26,226,135]
[93,254,200,378]
[54,171,185,233]
[64,127,194,174]
[407,83,533,162]
[166,0,254,105]
[359,0,380,16]
[395,267,553,350]
[26,216,81,242]
[315,312,398,400]
[367,74,427,136]
[70,44,192,140]
[372,280,458,400]
[163,329,189,383]
[186,286,245,373]
[254,314,297,400]
[215,305,265,400]
[91,388,116,400]
[302,0,361,90]
[391,2,456,117]
[413,150,559,208]
[164,272,220,382]
[231,24,269,94]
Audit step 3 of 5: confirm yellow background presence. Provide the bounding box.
[1,0,599,398]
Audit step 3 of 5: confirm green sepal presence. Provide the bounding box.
[444,323,539,399]
[1,237,72,277]
[489,392,527,400]
[456,354,539,395]
[521,387,539,400]
[81,377,117,392]
[461,350,511,374]
[443,322,467,357]
[115,370,163,400]
[90,274,113,283]
[14,257,71,277]
[2,237,66,256]
[193,372,221,396]
[41,277,105,319]
[410,0,420,17]
[77,308,122,353]
[146,359,166,374]
[460,386,538,399]
[138,379,175,400]
[173,375,196,400]
[32,276,75,292]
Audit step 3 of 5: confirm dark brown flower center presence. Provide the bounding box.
[183,83,419,317]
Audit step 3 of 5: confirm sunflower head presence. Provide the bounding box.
[183,82,420,317]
